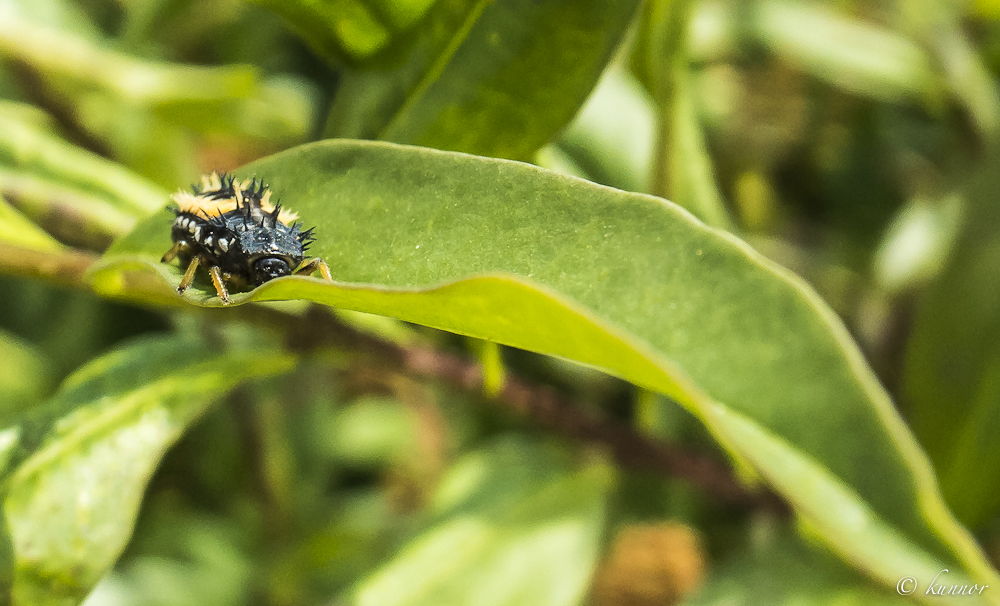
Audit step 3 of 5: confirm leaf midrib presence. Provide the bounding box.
[377,0,494,140]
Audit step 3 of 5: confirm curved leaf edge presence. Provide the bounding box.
[707,401,996,606]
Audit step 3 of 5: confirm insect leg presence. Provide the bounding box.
[293,258,332,281]
[208,265,231,304]
[177,255,201,294]
[161,241,192,263]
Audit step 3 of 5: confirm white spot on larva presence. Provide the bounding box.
[193,226,202,239]
[219,239,229,252]
[205,236,213,247]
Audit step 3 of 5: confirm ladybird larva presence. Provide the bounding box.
[161,172,331,304]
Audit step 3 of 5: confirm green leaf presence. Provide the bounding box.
[91,140,998,598]
[0,194,62,253]
[0,102,167,217]
[0,16,257,108]
[661,67,733,230]
[894,0,1000,140]
[0,168,139,249]
[247,0,394,63]
[328,396,418,466]
[904,150,1000,529]
[324,0,641,160]
[556,66,656,194]
[751,0,939,104]
[687,525,915,606]
[0,333,295,604]
[704,403,983,605]
[0,329,53,423]
[873,192,964,293]
[0,13,315,187]
[348,436,612,606]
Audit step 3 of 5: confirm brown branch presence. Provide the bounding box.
[405,342,765,506]
[266,305,778,508]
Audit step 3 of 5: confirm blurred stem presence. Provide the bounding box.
[8,61,112,158]
[470,338,506,398]
[649,0,693,200]
[390,375,449,503]
[282,306,776,507]
[0,243,97,289]
[252,394,297,532]
[648,0,734,230]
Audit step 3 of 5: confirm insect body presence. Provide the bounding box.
[161,172,332,304]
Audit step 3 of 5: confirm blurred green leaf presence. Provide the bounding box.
[93,140,999,598]
[0,15,257,107]
[752,0,939,104]
[663,67,733,230]
[348,436,612,606]
[88,514,255,606]
[874,192,964,293]
[0,10,316,186]
[894,0,1000,140]
[533,143,590,182]
[0,329,53,423]
[325,0,641,160]
[687,524,913,606]
[904,149,1000,529]
[328,396,418,466]
[0,102,166,216]
[0,279,170,379]
[247,0,395,63]
[0,333,295,604]
[0,193,62,252]
[0,168,138,249]
[0,0,102,38]
[557,66,656,194]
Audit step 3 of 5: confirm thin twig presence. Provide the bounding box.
[265,305,777,507]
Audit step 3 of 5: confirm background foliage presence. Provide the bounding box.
[1,0,1000,605]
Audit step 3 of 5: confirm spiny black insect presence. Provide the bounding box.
[161,172,331,304]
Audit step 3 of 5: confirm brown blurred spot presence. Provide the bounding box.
[591,522,707,606]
